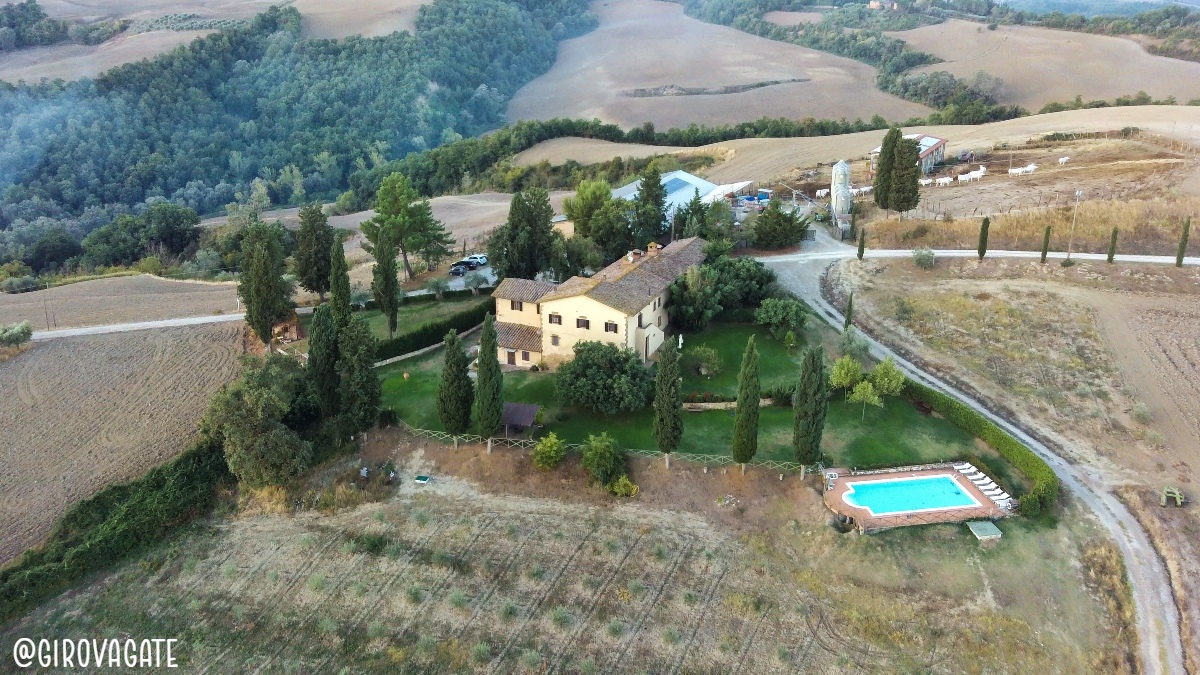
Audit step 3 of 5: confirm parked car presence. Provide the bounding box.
[465,253,488,266]
[453,259,479,270]
[449,264,468,276]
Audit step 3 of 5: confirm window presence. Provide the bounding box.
[551,335,560,346]
[510,300,523,311]
[604,321,618,333]
[521,351,529,361]
[637,313,643,328]
[549,313,562,325]
[536,304,541,314]
[577,317,590,329]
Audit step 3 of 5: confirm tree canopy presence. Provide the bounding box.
[487,188,557,280]
[556,341,652,415]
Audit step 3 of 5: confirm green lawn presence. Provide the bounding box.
[297,297,488,351]
[679,323,808,397]
[378,321,1021,482]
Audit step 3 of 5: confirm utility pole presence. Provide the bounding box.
[42,282,51,331]
[1067,189,1083,261]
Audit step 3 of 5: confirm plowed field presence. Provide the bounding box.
[0,275,238,330]
[0,323,244,565]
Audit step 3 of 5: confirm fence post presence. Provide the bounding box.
[453,436,458,450]
[800,465,806,480]
[486,437,492,454]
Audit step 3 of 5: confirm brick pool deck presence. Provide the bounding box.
[823,466,1006,532]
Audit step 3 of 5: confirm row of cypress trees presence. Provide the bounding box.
[435,314,504,437]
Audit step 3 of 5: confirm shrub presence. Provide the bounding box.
[471,642,491,664]
[531,432,567,470]
[1131,402,1152,425]
[912,246,935,270]
[685,345,721,376]
[367,621,386,639]
[764,383,796,406]
[0,320,33,347]
[499,600,519,622]
[377,407,399,427]
[607,474,639,497]
[448,589,469,609]
[1,275,37,293]
[606,619,625,637]
[550,606,573,628]
[663,628,681,645]
[307,574,325,592]
[406,585,424,604]
[556,342,652,415]
[581,433,627,488]
[754,297,807,340]
[904,380,1058,515]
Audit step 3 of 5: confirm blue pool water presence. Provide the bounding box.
[842,475,980,516]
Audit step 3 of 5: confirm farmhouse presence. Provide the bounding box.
[612,170,753,219]
[871,133,947,175]
[492,237,707,368]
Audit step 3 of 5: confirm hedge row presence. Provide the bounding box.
[358,286,494,312]
[904,380,1059,516]
[376,297,496,361]
[0,437,231,623]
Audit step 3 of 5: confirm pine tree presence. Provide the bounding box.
[857,226,865,261]
[633,164,667,246]
[372,226,401,338]
[487,189,557,280]
[337,317,381,435]
[1041,226,1052,264]
[889,138,921,219]
[844,292,854,330]
[363,173,427,280]
[238,219,291,349]
[307,304,340,417]
[1108,227,1119,264]
[294,203,334,301]
[978,217,990,260]
[1177,217,1191,268]
[653,341,683,466]
[873,128,901,213]
[731,336,760,473]
[793,345,829,465]
[329,239,352,330]
[436,330,474,434]
[476,314,503,438]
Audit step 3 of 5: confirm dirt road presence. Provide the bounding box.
[759,237,1186,675]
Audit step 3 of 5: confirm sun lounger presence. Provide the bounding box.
[970,475,993,484]
[977,481,999,492]
[983,488,1003,497]
[952,462,974,471]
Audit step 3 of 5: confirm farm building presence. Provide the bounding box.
[492,238,707,368]
[612,170,753,219]
[871,133,947,175]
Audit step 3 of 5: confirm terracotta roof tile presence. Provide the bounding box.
[493,278,558,303]
[495,321,542,353]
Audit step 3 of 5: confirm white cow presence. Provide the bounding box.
[977,165,987,174]
[861,185,873,194]
[919,178,933,187]
[815,189,829,198]
[957,173,972,182]
[1058,157,1069,165]
[936,176,954,187]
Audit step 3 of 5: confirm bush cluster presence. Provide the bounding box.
[0,320,32,347]
[904,380,1059,515]
[0,436,231,623]
[375,297,494,360]
[684,392,732,403]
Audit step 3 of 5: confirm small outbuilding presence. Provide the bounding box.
[502,402,540,437]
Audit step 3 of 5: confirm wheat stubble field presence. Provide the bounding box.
[506,0,929,129]
[0,323,244,565]
[0,275,239,330]
[888,20,1200,110]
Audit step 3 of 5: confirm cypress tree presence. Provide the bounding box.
[1107,227,1119,264]
[238,220,291,349]
[635,164,667,245]
[857,226,865,261]
[337,317,381,435]
[873,127,901,214]
[436,330,474,434]
[307,304,340,417]
[844,292,854,330]
[329,239,352,330]
[1178,217,1191,268]
[977,217,990,260]
[294,203,334,301]
[731,336,760,473]
[653,341,683,467]
[793,345,829,465]
[476,314,503,438]
[372,227,401,338]
[889,138,921,219]
[1041,226,1052,264]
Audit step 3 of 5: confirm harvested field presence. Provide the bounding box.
[0,30,212,83]
[512,106,1200,185]
[889,19,1200,109]
[0,432,1134,672]
[0,323,245,565]
[828,257,1200,671]
[0,274,238,330]
[506,0,930,129]
[763,10,824,25]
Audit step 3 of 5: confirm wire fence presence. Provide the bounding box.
[398,421,816,474]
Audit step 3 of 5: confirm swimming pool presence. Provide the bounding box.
[842,475,981,516]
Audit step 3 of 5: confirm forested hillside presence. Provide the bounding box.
[0,0,595,264]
